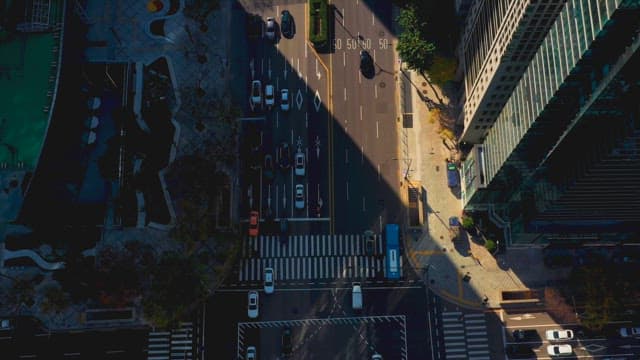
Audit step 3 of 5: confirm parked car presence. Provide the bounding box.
[513,329,539,342]
[546,329,573,341]
[619,326,640,337]
[247,290,259,318]
[280,10,295,38]
[264,267,274,294]
[371,354,382,360]
[246,346,256,360]
[265,83,275,107]
[448,216,460,241]
[278,142,291,169]
[249,211,259,237]
[364,230,376,256]
[281,88,290,111]
[295,184,305,209]
[250,80,262,107]
[281,326,292,357]
[446,161,459,188]
[294,151,305,176]
[360,50,375,78]
[265,17,276,40]
[547,344,572,356]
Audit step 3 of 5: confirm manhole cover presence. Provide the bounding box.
[422,89,427,94]
[379,82,386,88]
[422,82,427,86]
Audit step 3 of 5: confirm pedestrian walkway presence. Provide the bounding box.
[238,234,404,281]
[147,322,194,360]
[441,311,490,360]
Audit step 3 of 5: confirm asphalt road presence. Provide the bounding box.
[0,322,149,359]
[327,0,400,234]
[207,285,431,360]
[502,311,640,359]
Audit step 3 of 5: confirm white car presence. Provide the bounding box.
[547,344,572,356]
[247,290,259,318]
[250,80,262,107]
[372,354,382,360]
[546,329,574,341]
[295,184,305,209]
[294,152,305,176]
[246,346,256,360]
[265,84,275,107]
[264,267,274,294]
[619,326,640,337]
[280,88,290,111]
[0,319,11,330]
[265,17,276,40]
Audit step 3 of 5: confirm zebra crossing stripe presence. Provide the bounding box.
[469,350,490,355]
[443,323,463,328]
[444,329,464,335]
[444,354,466,359]
[467,344,487,348]
[446,342,465,347]
[445,348,466,353]
[468,356,490,360]
[466,337,486,342]
[464,313,485,319]
[466,325,486,330]
[467,331,487,336]
[444,335,465,340]
[443,312,463,317]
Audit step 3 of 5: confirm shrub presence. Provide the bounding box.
[461,216,474,230]
[484,239,497,253]
[309,0,328,49]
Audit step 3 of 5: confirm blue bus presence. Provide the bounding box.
[385,224,401,279]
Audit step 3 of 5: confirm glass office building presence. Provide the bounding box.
[462,0,640,245]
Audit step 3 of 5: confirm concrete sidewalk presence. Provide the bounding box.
[395,67,569,311]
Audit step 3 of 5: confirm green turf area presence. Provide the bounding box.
[0,32,56,168]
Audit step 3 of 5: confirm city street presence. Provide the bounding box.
[206,285,431,359]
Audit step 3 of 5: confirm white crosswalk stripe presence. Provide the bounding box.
[440,311,490,360]
[239,234,403,281]
[147,323,193,360]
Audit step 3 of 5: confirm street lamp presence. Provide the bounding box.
[391,157,412,180]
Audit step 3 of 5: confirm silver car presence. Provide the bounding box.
[264,267,274,294]
[247,290,259,319]
[295,184,305,209]
[265,17,276,40]
[294,152,305,176]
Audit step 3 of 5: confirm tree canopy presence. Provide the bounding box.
[396,5,436,74]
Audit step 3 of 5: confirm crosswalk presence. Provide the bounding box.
[242,234,384,258]
[238,234,403,281]
[441,312,490,360]
[147,322,194,360]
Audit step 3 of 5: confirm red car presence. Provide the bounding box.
[249,211,259,237]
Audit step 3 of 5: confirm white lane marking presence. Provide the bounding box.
[344,87,347,101]
[346,181,349,200]
[360,105,362,121]
[377,164,380,181]
[361,145,364,164]
[359,70,361,84]
[342,8,345,26]
[343,52,346,67]
[297,58,300,78]
[372,13,375,26]
[373,49,376,62]
[305,41,308,58]
[376,121,379,138]
[374,83,378,98]
[305,112,308,128]
[345,149,349,164]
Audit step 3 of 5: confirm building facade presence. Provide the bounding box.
[461,0,640,245]
[459,0,567,144]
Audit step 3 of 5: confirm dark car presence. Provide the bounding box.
[513,329,539,342]
[505,344,535,359]
[281,326,292,357]
[264,154,274,182]
[446,161,459,188]
[360,50,375,78]
[279,218,289,244]
[278,142,291,170]
[364,230,376,256]
[280,10,295,38]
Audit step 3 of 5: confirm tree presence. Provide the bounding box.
[396,6,436,75]
[142,253,209,328]
[427,54,457,86]
[40,286,70,314]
